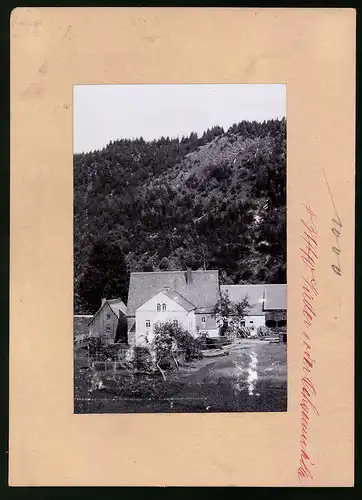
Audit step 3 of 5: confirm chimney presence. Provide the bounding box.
[186,268,192,285]
[101,298,107,306]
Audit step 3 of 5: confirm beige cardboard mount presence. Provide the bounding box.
[10,7,355,486]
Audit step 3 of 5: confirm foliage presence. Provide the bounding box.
[102,344,123,361]
[87,336,105,359]
[212,292,251,337]
[131,346,154,372]
[77,239,129,313]
[87,337,124,361]
[74,119,286,314]
[152,321,203,379]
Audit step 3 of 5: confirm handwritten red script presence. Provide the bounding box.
[298,202,320,484]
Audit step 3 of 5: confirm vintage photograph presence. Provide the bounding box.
[73,84,287,414]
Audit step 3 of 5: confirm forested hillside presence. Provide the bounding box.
[74,118,286,314]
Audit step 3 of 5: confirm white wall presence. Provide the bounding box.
[220,314,265,335]
[206,329,220,338]
[195,313,218,338]
[135,292,196,345]
[245,315,265,330]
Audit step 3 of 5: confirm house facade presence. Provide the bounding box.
[135,291,196,344]
[88,298,128,345]
[127,269,219,346]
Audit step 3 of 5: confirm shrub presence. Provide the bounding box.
[132,346,154,372]
[102,344,122,361]
[206,163,232,182]
[152,321,203,379]
[88,336,105,359]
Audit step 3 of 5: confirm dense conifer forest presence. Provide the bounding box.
[74,118,286,314]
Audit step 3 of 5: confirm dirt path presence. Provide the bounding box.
[167,341,287,412]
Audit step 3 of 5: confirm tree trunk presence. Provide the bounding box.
[156,362,167,381]
[171,352,179,371]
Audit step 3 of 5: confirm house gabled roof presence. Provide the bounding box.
[127,270,219,316]
[137,289,196,312]
[220,284,287,314]
[88,298,127,325]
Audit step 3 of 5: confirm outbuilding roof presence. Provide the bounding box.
[127,270,219,316]
[88,298,127,325]
[107,298,127,317]
[220,284,286,314]
[264,284,287,311]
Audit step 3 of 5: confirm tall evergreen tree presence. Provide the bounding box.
[77,239,129,313]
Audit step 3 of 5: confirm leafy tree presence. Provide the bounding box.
[151,321,203,380]
[212,292,251,337]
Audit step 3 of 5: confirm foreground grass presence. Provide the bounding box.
[74,341,287,413]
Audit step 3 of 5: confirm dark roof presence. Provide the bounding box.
[127,270,219,316]
[220,284,287,314]
[89,298,127,324]
[264,284,287,310]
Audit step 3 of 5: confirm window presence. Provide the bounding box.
[241,320,246,327]
[157,303,161,311]
[249,321,254,324]
[106,313,111,320]
[162,303,166,311]
[106,325,111,332]
[201,316,206,323]
[145,320,151,328]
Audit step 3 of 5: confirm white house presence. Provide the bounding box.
[135,290,196,344]
[127,269,220,346]
[125,269,287,345]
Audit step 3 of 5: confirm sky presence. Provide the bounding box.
[73,84,286,154]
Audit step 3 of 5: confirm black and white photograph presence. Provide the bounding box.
[73,84,287,414]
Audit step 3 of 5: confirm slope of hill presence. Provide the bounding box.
[74,119,286,314]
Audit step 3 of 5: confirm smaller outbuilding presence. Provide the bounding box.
[88,298,128,345]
